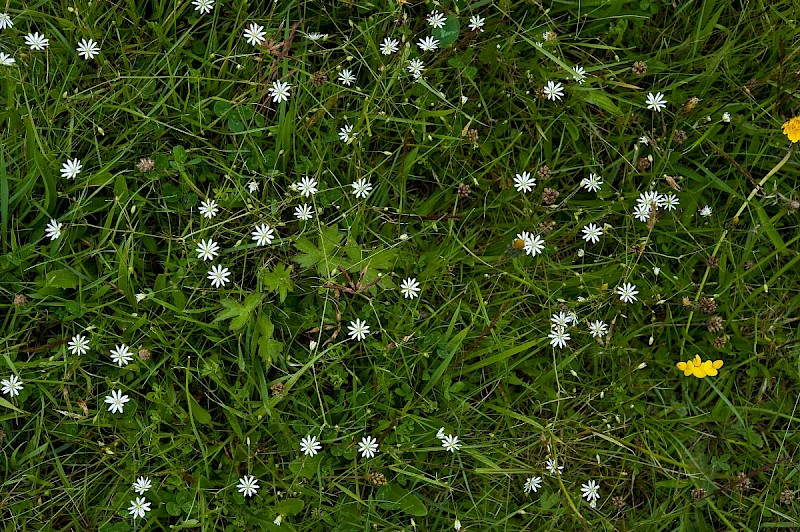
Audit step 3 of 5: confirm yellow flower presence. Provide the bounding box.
[782,117,800,143]
[676,355,723,378]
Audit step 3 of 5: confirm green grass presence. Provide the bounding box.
[2,0,800,530]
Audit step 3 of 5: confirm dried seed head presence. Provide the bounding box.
[13,294,27,307]
[664,174,681,191]
[691,488,706,500]
[611,495,627,510]
[541,187,559,205]
[632,242,646,256]
[270,382,285,396]
[537,165,552,180]
[367,471,387,486]
[310,70,328,87]
[673,129,687,144]
[456,183,471,197]
[713,336,727,348]
[682,97,701,112]
[138,348,151,361]
[734,473,751,492]
[699,297,717,314]
[637,157,651,172]
[788,199,800,211]
[707,315,724,333]
[466,128,479,147]
[544,31,557,43]
[137,158,155,173]
[632,61,647,75]
[707,256,719,269]
[539,220,555,233]
[682,296,694,309]
[533,86,546,99]
[780,489,794,504]
[743,259,756,270]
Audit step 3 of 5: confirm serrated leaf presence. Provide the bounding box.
[261,263,293,303]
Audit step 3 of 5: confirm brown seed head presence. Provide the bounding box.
[788,199,800,211]
[780,489,795,505]
[632,61,647,75]
[707,315,724,333]
[713,336,727,348]
[682,296,694,309]
[456,183,471,197]
[682,97,701,112]
[699,297,717,314]
[537,165,551,180]
[541,187,559,205]
[137,158,155,173]
[637,157,651,172]
[743,259,756,270]
[310,70,328,87]
[707,256,719,269]
[673,129,687,144]
[367,471,387,486]
[691,488,706,500]
[466,128,479,147]
[270,382,285,396]
[138,348,151,361]
[13,294,27,307]
[734,473,751,492]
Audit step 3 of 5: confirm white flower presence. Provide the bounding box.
[237,475,260,497]
[543,80,564,101]
[523,234,545,257]
[548,327,570,349]
[351,178,372,199]
[300,435,322,457]
[513,171,536,193]
[699,205,712,217]
[436,427,446,440]
[25,32,49,50]
[192,0,215,14]
[580,479,600,503]
[580,173,602,193]
[358,436,379,458]
[407,58,425,79]
[132,476,152,495]
[199,199,219,218]
[274,515,283,525]
[636,191,658,207]
[417,36,440,52]
[0,53,14,66]
[441,434,461,452]
[243,23,266,46]
[268,80,291,103]
[251,223,275,246]
[45,219,62,240]
[76,38,100,60]
[339,124,354,143]
[468,15,485,32]
[110,344,133,367]
[294,203,313,220]
[68,334,90,355]
[127,497,151,519]
[1,375,23,397]
[136,293,147,302]
[551,312,571,330]
[0,13,12,29]
[296,176,318,197]
[338,69,356,86]
[427,11,446,29]
[572,65,586,83]
[577,248,585,258]
[581,223,603,244]
[400,277,421,299]
[524,476,543,494]
[347,319,370,341]
[454,519,462,531]
[588,320,608,338]
[616,282,639,303]
[645,92,667,112]
[196,238,220,261]
[305,32,327,41]
[545,458,563,475]
[208,264,231,288]
[247,180,259,193]
[380,37,399,55]
[722,112,731,123]
[639,136,649,145]
[662,193,680,211]
[633,203,651,223]
[62,157,84,179]
[105,389,130,414]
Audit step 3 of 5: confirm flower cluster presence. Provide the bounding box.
[676,354,724,378]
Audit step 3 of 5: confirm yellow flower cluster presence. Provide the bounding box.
[676,354,723,378]
[783,116,800,143]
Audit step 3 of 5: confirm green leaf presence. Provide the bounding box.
[274,498,304,516]
[432,15,460,48]
[45,269,79,289]
[213,293,264,330]
[580,91,623,116]
[188,395,212,425]
[376,485,428,516]
[261,263,294,303]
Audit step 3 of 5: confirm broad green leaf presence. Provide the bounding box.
[432,15,460,47]
[376,485,427,516]
[188,395,212,425]
[45,269,79,289]
[261,263,294,303]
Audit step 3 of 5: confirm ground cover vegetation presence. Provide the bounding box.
[1,0,800,530]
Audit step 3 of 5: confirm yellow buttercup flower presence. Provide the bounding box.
[676,355,723,378]
[782,116,800,143]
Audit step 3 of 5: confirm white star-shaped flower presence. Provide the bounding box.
[588,320,608,338]
[427,11,446,29]
[45,219,62,240]
[468,15,485,32]
[251,223,275,246]
[572,65,586,83]
[548,327,571,349]
[300,435,322,457]
[645,92,667,112]
[132,476,152,495]
[338,69,356,86]
[105,389,130,414]
[237,475,260,497]
[513,171,536,193]
[198,199,219,218]
[0,13,12,29]
[196,238,220,261]
[127,497,151,519]
[580,173,602,193]
[441,434,461,452]
[60,158,83,179]
[699,205,712,217]
[0,52,15,66]
[663,193,680,211]
[524,476,542,493]
[68,334,90,355]
[358,436,379,458]
[523,234,545,257]
[543,80,564,101]
[407,58,425,79]
[268,80,291,103]
[247,180,259,193]
[294,203,313,220]
[417,36,440,52]
[545,458,563,475]
[399,277,421,299]
[380,37,399,55]
[296,176,318,197]
[192,0,215,14]
[208,264,231,288]
[76,38,100,60]
[581,479,600,503]
[25,32,49,50]
[616,282,639,303]
[110,344,133,367]
[1,375,23,397]
[581,223,603,244]
[351,178,372,199]
[347,319,370,341]
[243,23,266,46]
[339,124,354,143]
[633,203,651,222]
